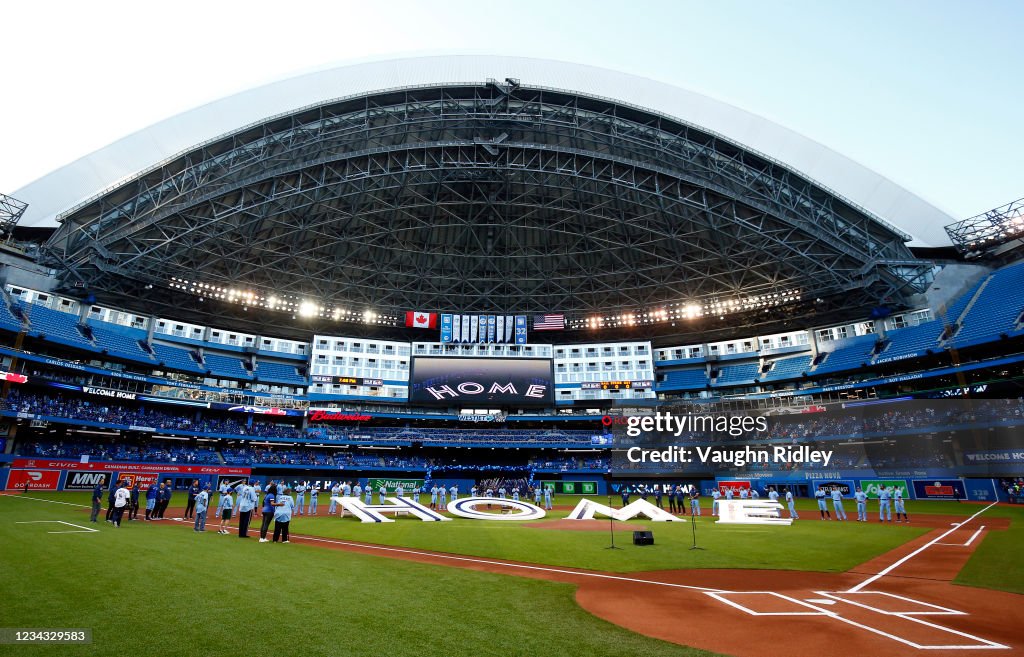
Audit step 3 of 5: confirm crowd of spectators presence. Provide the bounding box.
[16,437,221,464]
[2,391,303,440]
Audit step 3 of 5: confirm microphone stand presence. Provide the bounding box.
[689,494,704,551]
[605,488,621,550]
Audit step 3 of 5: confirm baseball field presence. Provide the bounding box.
[2,492,1022,656]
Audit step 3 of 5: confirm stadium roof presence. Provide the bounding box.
[17,55,952,246]
[31,56,939,337]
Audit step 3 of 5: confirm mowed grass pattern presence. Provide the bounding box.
[0,493,717,657]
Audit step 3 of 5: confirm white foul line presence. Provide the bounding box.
[16,520,98,534]
[847,502,998,593]
[0,493,91,507]
[963,526,985,547]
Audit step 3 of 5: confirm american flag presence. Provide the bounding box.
[532,314,565,331]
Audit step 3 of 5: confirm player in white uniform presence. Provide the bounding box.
[543,486,553,510]
[430,485,439,509]
[711,489,722,515]
[395,484,405,498]
[893,486,909,522]
[878,486,892,522]
[329,483,341,515]
[815,487,831,519]
[438,484,447,507]
[739,488,749,500]
[352,483,362,503]
[725,488,734,501]
[378,484,387,505]
[449,484,458,501]
[750,488,760,499]
[511,486,520,501]
[295,482,306,515]
[363,483,373,504]
[498,486,506,499]
[831,487,847,520]
[785,489,798,519]
[768,488,779,503]
[854,486,868,522]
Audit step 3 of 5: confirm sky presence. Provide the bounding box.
[2,0,1021,221]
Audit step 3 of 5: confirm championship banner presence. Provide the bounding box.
[440,314,454,343]
[63,470,112,490]
[470,315,479,342]
[486,315,496,343]
[514,315,527,344]
[497,315,506,343]
[367,478,424,492]
[452,314,462,343]
[12,458,251,476]
[461,315,470,343]
[6,469,60,491]
[912,479,967,500]
[859,479,909,499]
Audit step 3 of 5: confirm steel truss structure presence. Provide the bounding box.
[944,196,1024,259]
[43,82,931,335]
[0,192,28,240]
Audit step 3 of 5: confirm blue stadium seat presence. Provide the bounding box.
[875,320,944,362]
[657,368,709,391]
[86,322,154,362]
[713,361,760,386]
[254,360,306,386]
[812,333,878,375]
[202,352,253,379]
[760,354,812,381]
[22,304,95,349]
[151,342,206,375]
[948,262,1024,348]
[0,299,26,333]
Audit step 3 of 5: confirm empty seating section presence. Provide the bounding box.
[761,354,812,381]
[87,322,154,361]
[202,352,253,379]
[22,305,95,349]
[877,319,944,361]
[950,262,1024,347]
[813,333,878,375]
[151,342,205,374]
[255,360,306,385]
[714,361,759,385]
[0,299,25,332]
[658,368,709,390]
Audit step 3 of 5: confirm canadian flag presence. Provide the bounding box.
[405,311,437,329]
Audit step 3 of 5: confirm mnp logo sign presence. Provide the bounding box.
[64,471,112,490]
[716,500,792,526]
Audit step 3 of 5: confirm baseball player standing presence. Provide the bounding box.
[785,489,798,519]
[711,488,721,516]
[815,487,831,520]
[854,486,868,522]
[894,486,909,522]
[831,487,848,521]
[878,485,892,522]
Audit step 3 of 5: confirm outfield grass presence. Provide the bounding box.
[0,493,718,657]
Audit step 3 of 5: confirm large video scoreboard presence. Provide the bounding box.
[409,357,554,407]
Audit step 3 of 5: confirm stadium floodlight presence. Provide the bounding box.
[298,301,318,317]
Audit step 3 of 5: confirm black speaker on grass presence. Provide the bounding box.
[633,530,654,546]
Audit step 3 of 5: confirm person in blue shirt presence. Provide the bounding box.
[543,486,553,510]
[620,487,630,508]
[145,482,158,521]
[273,485,296,543]
[294,482,307,516]
[438,484,448,507]
[156,480,173,520]
[216,490,233,535]
[237,482,256,538]
[90,482,104,522]
[655,487,664,509]
[308,486,319,516]
[363,483,373,504]
[259,483,278,542]
[184,479,201,520]
[194,485,210,532]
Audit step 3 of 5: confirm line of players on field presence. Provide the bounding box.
[616,483,909,522]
